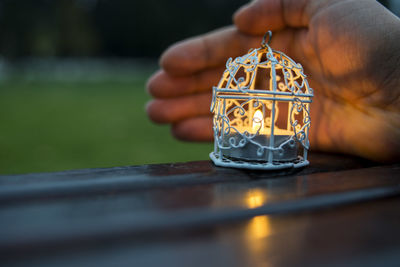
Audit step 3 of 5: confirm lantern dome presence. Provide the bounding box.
[210,31,313,170]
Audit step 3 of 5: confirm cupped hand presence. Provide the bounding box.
[146,0,400,162]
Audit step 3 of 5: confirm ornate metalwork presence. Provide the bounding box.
[210,31,314,170]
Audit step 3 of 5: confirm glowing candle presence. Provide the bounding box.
[221,108,298,162]
[210,31,313,170]
[252,110,264,134]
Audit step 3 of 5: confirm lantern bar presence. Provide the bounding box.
[209,31,314,170]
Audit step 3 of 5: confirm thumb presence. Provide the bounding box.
[233,0,310,35]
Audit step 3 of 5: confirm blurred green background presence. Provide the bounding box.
[0,0,397,174]
[0,70,214,174]
[0,0,248,174]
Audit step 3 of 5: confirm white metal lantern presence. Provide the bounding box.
[210,31,313,170]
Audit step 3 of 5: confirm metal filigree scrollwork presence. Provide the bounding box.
[210,31,314,170]
[290,98,311,149]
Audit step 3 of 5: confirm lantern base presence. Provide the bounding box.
[209,152,309,170]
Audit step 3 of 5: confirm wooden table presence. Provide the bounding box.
[1,152,400,266]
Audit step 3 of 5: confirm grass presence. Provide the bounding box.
[0,74,212,175]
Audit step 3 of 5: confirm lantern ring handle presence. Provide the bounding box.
[261,31,272,47]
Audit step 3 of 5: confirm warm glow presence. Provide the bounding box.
[210,31,312,169]
[245,189,266,209]
[249,109,292,135]
[252,110,264,133]
[244,190,272,241]
[247,215,271,240]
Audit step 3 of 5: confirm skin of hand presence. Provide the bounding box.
[146,0,400,162]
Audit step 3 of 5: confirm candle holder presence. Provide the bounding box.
[210,31,313,170]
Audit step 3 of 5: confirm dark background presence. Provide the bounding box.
[0,0,397,60]
[0,0,248,60]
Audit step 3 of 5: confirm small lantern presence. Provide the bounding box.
[210,31,313,170]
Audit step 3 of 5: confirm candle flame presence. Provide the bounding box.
[252,110,264,133]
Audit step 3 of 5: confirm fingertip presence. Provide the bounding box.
[146,70,196,98]
[147,70,180,98]
[145,100,166,124]
[160,39,203,75]
[233,0,285,35]
[146,70,163,96]
[171,123,186,141]
[159,44,176,73]
[146,93,212,126]
[233,2,256,34]
[171,117,213,142]
[145,100,155,120]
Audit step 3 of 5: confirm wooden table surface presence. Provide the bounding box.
[1,152,399,267]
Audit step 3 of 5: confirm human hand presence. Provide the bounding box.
[146,0,400,162]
